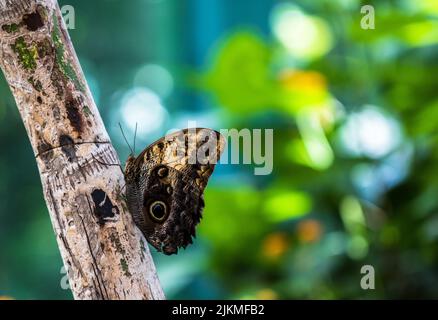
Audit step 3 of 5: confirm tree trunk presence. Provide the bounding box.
[0,0,165,300]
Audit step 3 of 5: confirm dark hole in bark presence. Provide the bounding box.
[59,134,76,162]
[66,98,83,133]
[91,189,119,225]
[37,96,43,104]
[37,141,54,163]
[23,10,44,31]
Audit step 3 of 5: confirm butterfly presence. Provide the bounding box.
[123,128,225,255]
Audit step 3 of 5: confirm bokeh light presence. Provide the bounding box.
[339,106,403,159]
[297,220,323,243]
[119,88,168,137]
[262,233,289,259]
[270,4,333,60]
[133,64,174,99]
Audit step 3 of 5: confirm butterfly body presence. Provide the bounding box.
[124,128,224,255]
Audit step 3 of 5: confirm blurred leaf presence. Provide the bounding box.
[263,190,312,222]
[203,31,276,113]
[200,187,266,253]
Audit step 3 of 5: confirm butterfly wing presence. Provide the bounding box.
[125,128,225,255]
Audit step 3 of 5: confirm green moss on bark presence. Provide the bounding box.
[2,23,19,33]
[120,258,132,277]
[51,13,84,91]
[11,37,37,71]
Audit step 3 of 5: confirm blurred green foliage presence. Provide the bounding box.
[1,0,438,299]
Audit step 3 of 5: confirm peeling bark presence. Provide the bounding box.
[0,0,165,300]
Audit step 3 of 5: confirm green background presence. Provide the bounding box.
[1,0,438,299]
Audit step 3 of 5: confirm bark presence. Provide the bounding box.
[0,0,165,300]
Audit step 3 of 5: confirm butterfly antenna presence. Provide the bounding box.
[119,122,134,156]
[133,122,138,155]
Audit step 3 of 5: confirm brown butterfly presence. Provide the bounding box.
[124,128,225,255]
